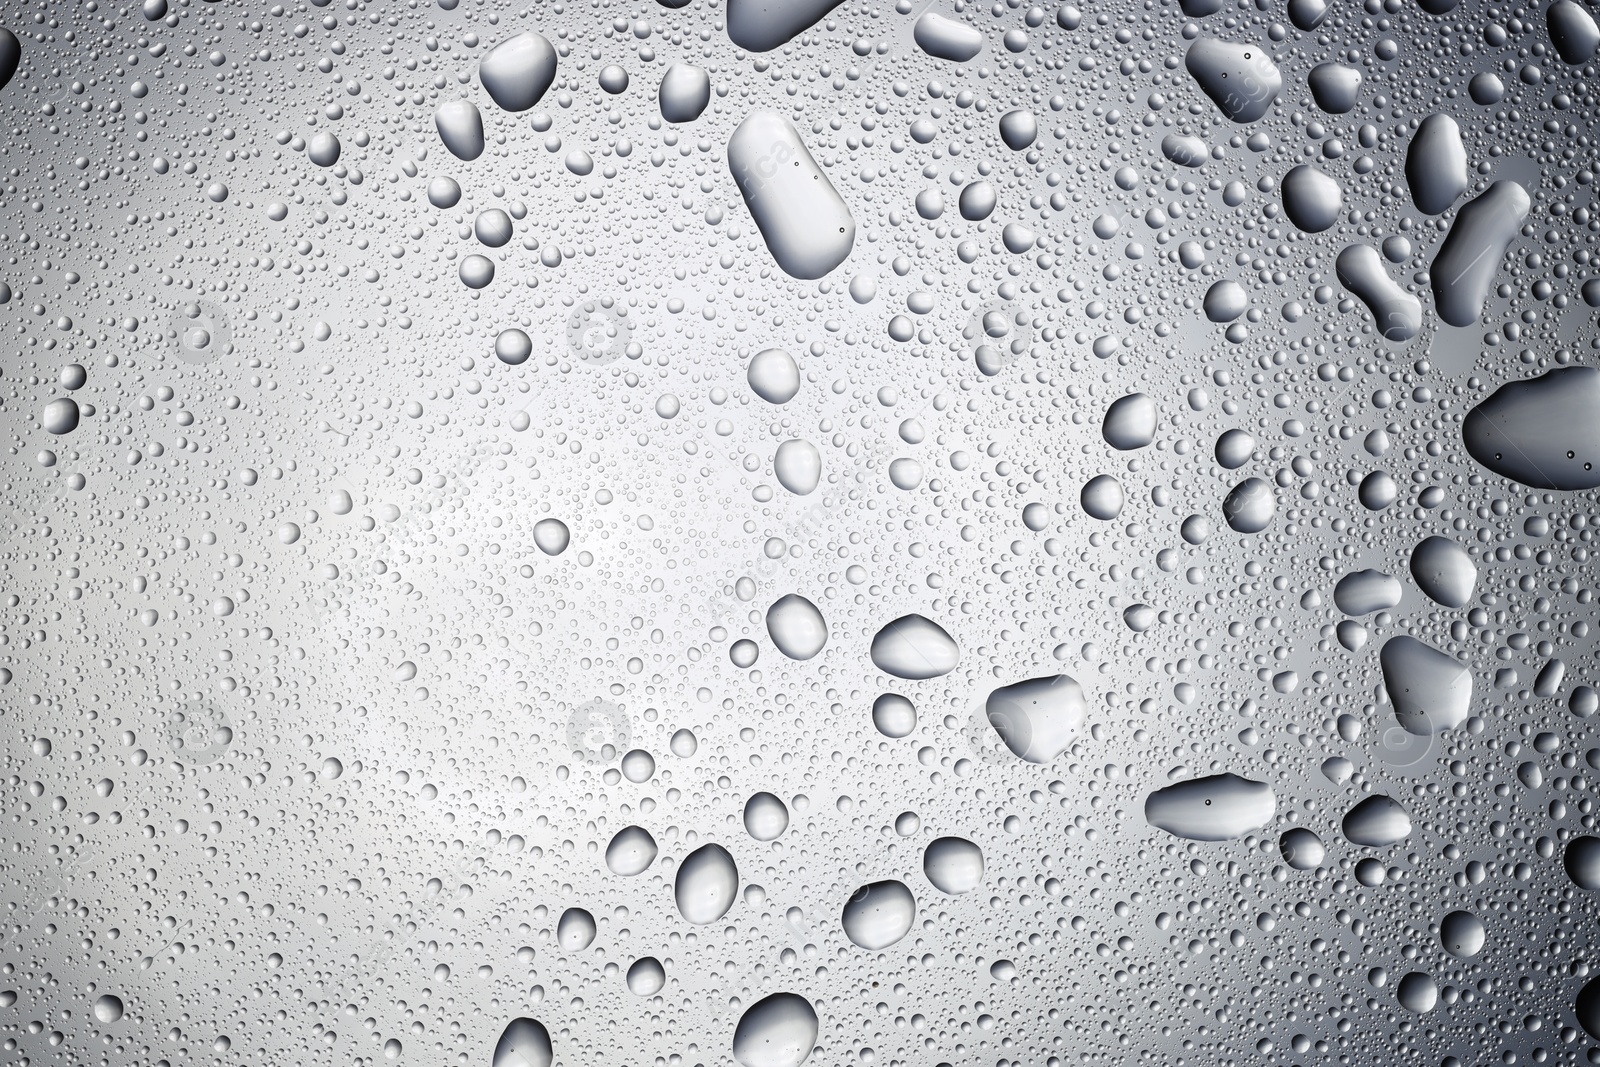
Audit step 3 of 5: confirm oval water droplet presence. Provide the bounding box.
[773,439,821,495]
[732,993,819,1067]
[492,1018,553,1067]
[766,594,828,660]
[870,614,959,679]
[748,349,800,404]
[1405,114,1468,215]
[1380,635,1472,734]
[1280,165,1343,233]
[675,843,738,925]
[1342,794,1412,846]
[744,791,790,841]
[605,825,659,876]
[1145,773,1276,841]
[923,836,985,894]
[841,880,917,950]
[434,99,485,160]
[556,908,597,951]
[1431,180,1530,326]
[729,112,854,279]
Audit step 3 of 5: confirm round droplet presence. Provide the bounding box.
[1080,474,1124,520]
[774,439,821,495]
[1281,165,1343,232]
[1279,827,1325,870]
[1102,393,1156,450]
[492,1017,552,1067]
[428,175,462,208]
[599,64,630,93]
[435,99,485,160]
[495,328,533,365]
[675,843,739,924]
[744,791,790,841]
[1567,836,1600,889]
[478,31,558,112]
[998,109,1038,150]
[459,254,495,289]
[1395,972,1437,1014]
[870,614,958,679]
[748,349,800,404]
[670,728,697,757]
[620,749,655,782]
[92,995,124,1024]
[959,181,997,221]
[1438,910,1486,957]
[308,130,341,167]
[1223,477,1274,533]
[1214,428,1255,469]
[1579,977,1600,1039]
[1358,470,1398,510]
[42,398,79,435]
[872,693,917,738]
[1203,279,1248,322]
[659,62,711,123]
[533,518,570,556]
[475,208,513,247]
[626,956,666,996]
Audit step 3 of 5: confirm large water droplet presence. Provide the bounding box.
[556,908,596,951]
[1145,773,1276,841]
[1342,794,1411,846]
[922,836,985,894]
[732,993,819,1067]
[675,843,738,924]
[478,31,557,112]
[766,594,828,660]
[492,1018,553,1067]
[985,675,1089,764]
[729,112,854,279]
[841,880,917,950]
[605,825,659,876]
[870,614,959,679]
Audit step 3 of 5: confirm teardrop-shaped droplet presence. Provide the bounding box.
[870,614,959,679]
[605,824,658,876]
